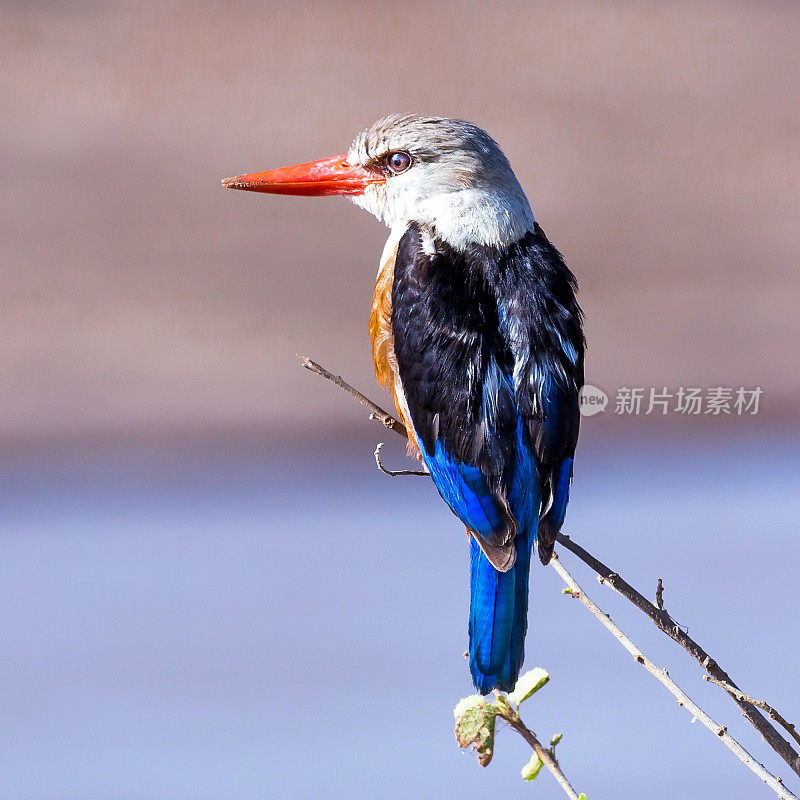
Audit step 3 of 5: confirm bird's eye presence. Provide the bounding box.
[386,151,412,174]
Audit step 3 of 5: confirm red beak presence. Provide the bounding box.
[222,153,382,197]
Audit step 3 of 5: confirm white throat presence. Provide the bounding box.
[417,187,535,250]
[354,184,535,251]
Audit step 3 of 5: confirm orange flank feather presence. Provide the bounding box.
[369,243,422,461]
[368,244,396,390]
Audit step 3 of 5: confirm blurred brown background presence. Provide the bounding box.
[2,0,798,445]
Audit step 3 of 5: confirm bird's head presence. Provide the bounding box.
[223,114,534,250]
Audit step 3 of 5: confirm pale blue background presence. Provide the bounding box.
[2,429,797,799]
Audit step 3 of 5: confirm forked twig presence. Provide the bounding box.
[702,676,800,749]
[552,554,796,800]
[554,533,800,778]
[298,354,800,789]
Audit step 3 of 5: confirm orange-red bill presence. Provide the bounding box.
[222,153,383,197]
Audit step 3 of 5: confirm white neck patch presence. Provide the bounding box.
[353,184,535,252]
[417,188,535,250]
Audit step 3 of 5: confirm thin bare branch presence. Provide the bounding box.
[551,554,797,800]
[296,354,407,437]
[494,694,582,800]
[703,676,800,749]
[298,355,800,781]
[555,532,800,778]
[374,443,429,477]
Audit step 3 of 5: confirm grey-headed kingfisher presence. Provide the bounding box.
[223,115,584,693]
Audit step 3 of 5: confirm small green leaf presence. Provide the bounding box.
[578,794,588,800]
[521,752,544,781]
[508,668,550,705]
[454,695,498,767]
[550,732,563,747]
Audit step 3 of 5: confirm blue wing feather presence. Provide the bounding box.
[548,457,573,529]
[418,439,506,537]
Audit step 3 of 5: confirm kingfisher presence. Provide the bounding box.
[223,115,584,694]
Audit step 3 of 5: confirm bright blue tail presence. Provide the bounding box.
[468,529,533,693]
